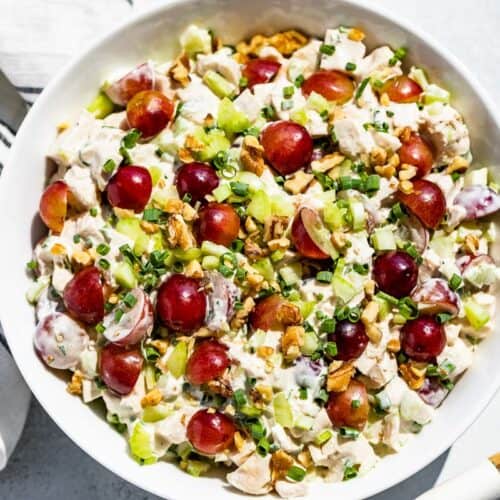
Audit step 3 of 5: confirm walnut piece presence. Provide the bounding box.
[276,302,302,326]
[167,214,195,250]
[284,171,314,194]
[141,388,163,408]
[281,325,304,362]
[271,450,295,482]
[399,362,427,390]
[244,238,268,261]
[231,297,255,329]
[169,53,191,87]
[327,361,354,392]
[67,370,84,395]
[240,136,265,176]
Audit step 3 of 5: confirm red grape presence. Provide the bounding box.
[175,162,219,204]
[63,267,104,325]
[39,181,68,233]
[242,59,281,88]
[107,165,152,213]
[249,295,298,331]
[302,70,354,103]
[291,209,329,260]
[399,132,434,177]
[105,63,154,106]
[326,380,369,430]
[99,343,143,395]
[382,75,423,103]
[411,278,459,316]
[401,316,446,362]
[398,179,446,229]
[186,340,230,385]
[261,121,313,175]
[126,90,174,138]
[187,409,236,454]
[156,274,207,333]
[196,202,240,247]
[373,251,418,298]
[329,320,368,361]
[454,186,500,221]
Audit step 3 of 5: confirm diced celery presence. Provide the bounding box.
[333,275,359,304]
[113,261,138,289]
[185,459,211,477]
[301,329,319,355]
[87,92,114,119]
[166,341,188,378]
[294,414,314,430]
[234,171,263,192]
[372,226,396,251]
[423,84,450,105]
[203,70,235,98]
[375,296,391,320]
[177,442,193,460]
[247,190,272,223]
[149,166,163,186]
[270,195,294,216]
[249,329,266,349]
[324,203,347,231]
[314,429,333,446]
[429,234,454,260]
[218,98,250,135]
[212,183,232,202]
[194,128,231,162]
[26,275,50,304]
[273,393,294,428]
[349,200,366,231]
[151,232,164,251]
[172,248,202,262]
[129,422,155,461]
[301,209,339,259]
[279,263,302,286]
[143,403,172,423]
[252,257,274,282]
[464,167,488,187]
[115,218,149,255]
[307,91,330,115]
[290,107,308,126]
[144,364,157,391]
[201,255,219,270]
[180,25,212,57]
[299,301,316,320]
[409,67,429,89]
[463,261,498,288]
[464,298,490,330]
[201,240,229,256]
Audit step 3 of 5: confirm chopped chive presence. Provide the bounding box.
[230,181,250,197]
[218,264,234,278]
[182,193,192,203]
[95,323,106,334]
[364,174,380,192]
[233,388,247,408]
[89,207,98,217]
[347,307,361,323]
[353,263,369,275]
[123,292,138,308]
[98,258,110,270]
[389,47,407,66]
[294,74,305,87]
[143,208,163,222]
[73,234,81,244]
[320,44,336,56]
[102,159,116,174]
[339,176,353,190]
[355,77,370,100]
[283,85,295,98]
[114,308,124,322]
[286,465,306,482]
[316,270,333,283]
[343,462,359,480]
[256,437,270,456]
[372,79,384,89]
[325,341,338,357]
[351,398,361,409]
[345,62,357,72]
[26,260,37,271]
[437,312,453,324]
[398,297,419,320]
[122,128,141,149]
[376,291,399,305]
[389,202,406,221]
[96,243,110,256]
[386,110,395,117]
[449,273,463,291]
[249,420,265,440]
[339,427,360,439]
[299,387,308,400]
[261,105,277,120]
[235,268,247,281]
[320,319,336,334]
[315,388,329,405]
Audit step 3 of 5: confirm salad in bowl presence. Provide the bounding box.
[27,23,500,498]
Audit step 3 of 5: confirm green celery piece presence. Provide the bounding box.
[166,341,188,378]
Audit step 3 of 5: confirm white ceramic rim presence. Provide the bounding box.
[2,0,500,498]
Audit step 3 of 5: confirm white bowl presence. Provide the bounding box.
[1,0,499,498]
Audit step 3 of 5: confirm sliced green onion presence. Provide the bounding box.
[95,323,105,334]
[437,312,453,324]
[389,47,407,66]
[123,292,138,308]
[325,341,338,357]
[320,44,335,55]
[351,398,361,409]
[286,465,306,482]
[345,62,357,71]
[299,387,308,400]
[102,159,116,174]
[233,388,247,408]
[353,263,369,275]
[316,270,333,283]
[256,437,270,456]
[364,174,380,192]
[294,74,305,87]
[143,208,163,222]
[376,291,399,305]
[320,319,336,334]
[114,308,124,322]
[283,85,295,98]
[96,243,110,256]
[230,181,249,197]
[355,77,370,101]
[90,207,98,217]
[98,258,110,270]
[449,273,463,291]
[339,427,360,439]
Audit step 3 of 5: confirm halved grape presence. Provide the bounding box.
[99,343,143,395]
[291,208,330,260]
[39,181,68,233]
[373,251,418,298]
[401,316,446,362]
[196,202,240,247]
[302,70,354,103]
[328,320,368,361]
[398,132,434,177]
[326,380,369,430]
[105,63,154,106]
[175,162,219,204]
[411,278,459,316]
[107,165,153,213]
[382,76,423,103]
[249,295,299,331]
[187,409,236,454]
[186,340,230,385]
[453,185,500,220]
[242,59,281,88]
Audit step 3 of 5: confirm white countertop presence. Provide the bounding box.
[1,0,500,498]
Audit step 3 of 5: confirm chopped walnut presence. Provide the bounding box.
[395,126,412,143]
[167,214,195,250]
[375,164,396,179]
[50,243,67,256]
[271,450,295,482]
[113,207,135,219]
[234,431,246,452]
[141,388,163,408]
[67,370,84,395]
[140,220,159,234]
[311,152,345,173]
[149,339,169,355]
[257,346,274,358]
[366,324,382,344]
[244,238,268,261]
[72,250,93,267]
[370,147,388,166]
[231,297,255,329]
[281,325,304,362]
[446,155,470,174]
[399,361,427,390]
[464,234,479,255]
[246,271,266,291]
[207,379,233,398]
[327,361,354,392]
[331,231,347,250]
[263,216,289,242]
[387,338,401,353]
[267,237,290,252]
[169,53,191,87]
[399,164,418,181]
[108,293,119,305]
[245,216,258,233]
[254,384,273,404]
[57,121,70,133]
[348,27,365,41]
[237,31,308,57]
[379,92,391,107]
[361,301,379,324]
[185,134,205,153]
[240,136,265,176]
[284,171,314,195]
[178,148,195,163]
[364,279,376,296]
[399,180,414,194]
[276,302,302,326]
[184,259,204,278]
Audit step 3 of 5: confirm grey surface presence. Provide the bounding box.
[2,0,500,499]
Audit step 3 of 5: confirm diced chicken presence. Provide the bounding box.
[357,46,402,82]
[155,408,196,446]
[271,78,307,120]
[233,89,262,122]
[157,372,183,399]
[336,436,377,475]
[52,266,73,294]
[437,338,473,381]
[102,373,145,421]
[333,105,375,157]
[388,103,421,131]
[305,109,328,137]
[228,343,267,379]
[344,231,374,265]
[258,45,286,64]
[400,390,434,425]
[380,376,409,407]
[177,75,220,125]
[34,236,68,276]
[372,131,401,152]
[275,480,308,498]
[272,425,302,454]
[228,439,257,467]
[382,412,405,451]
[320,29,366,74]
[226,453,273,495]
[287,40,321,81]
[82,379,103,403]
[420,103,470,165]
[64,165,98,209]
[252,82,275,108]
[366,351,398,388]
[196,48,242,87]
